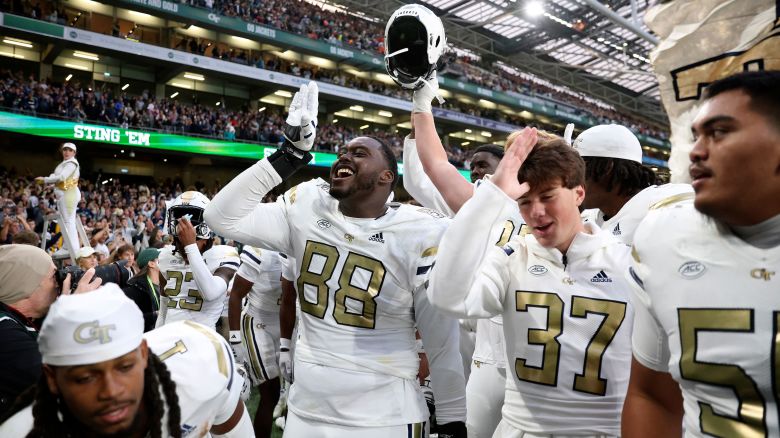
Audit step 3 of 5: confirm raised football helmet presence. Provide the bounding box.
[167,191,213,240]
[384,4,447,90]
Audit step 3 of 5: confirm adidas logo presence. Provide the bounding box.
[591,270,613,283]
[612,223,622,236]
[368,232,384,243]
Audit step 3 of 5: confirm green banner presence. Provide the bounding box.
[0,111,472,179]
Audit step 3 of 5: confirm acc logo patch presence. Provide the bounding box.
[528,265,548,276]
[678,261,706,279]
[317,219,331,229]
[417,208,446,219]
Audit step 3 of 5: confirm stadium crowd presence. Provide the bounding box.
[0,0,667,139]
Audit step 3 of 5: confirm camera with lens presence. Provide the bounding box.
[56,260,131,293]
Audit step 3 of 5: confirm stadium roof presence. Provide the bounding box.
[332,0,667,126]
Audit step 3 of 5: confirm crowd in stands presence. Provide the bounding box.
[0,68,470,166]
[0,170,179,262]
[1,0,666,140]
[184,0,665,138]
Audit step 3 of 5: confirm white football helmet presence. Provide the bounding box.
[384,4,447,90]
[167,191,213,240]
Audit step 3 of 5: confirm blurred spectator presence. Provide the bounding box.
[122,247,161,332]
[11,230,40,246]
[75,246,97,269]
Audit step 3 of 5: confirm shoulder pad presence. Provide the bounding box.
[649,192,694,210]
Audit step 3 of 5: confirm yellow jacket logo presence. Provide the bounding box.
[751,269,776,281]
[73,321,117,344]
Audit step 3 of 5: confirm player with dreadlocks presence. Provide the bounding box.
[0,284,253,437]
[572,124,692,244]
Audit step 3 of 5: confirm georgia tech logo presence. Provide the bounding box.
[207,13,221,23]
[74,320,117,344]
[751,268,776,281]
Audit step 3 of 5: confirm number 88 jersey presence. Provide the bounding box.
[631,202,780,438]
[283,180,448,373]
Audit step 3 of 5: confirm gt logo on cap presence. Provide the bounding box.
[74,320,117,344]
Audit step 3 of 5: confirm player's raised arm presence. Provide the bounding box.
[401,118,455,217]
[411,76,475,213]
[205,82,319,253]
[428,128,537,317]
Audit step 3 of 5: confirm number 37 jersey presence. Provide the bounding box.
[158,244,240,327]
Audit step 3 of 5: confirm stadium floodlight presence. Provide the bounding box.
[349,105,364,112]
[378,110,393,118]
[359,124,369,130]
[333,119,339,124]
[258,107,266,113]
[461,141,471,146]
[465,128,472,133]
[65,74,73,81]
[3,37,32,48]
[274,90,293,98]
[122,83,130,90]
[170,91,179,98]
[73,50,99,61]
[183,72,205,81]
[481,131,492,138]
[526,1,544,18]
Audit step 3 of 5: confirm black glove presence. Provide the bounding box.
[436,421,467,438]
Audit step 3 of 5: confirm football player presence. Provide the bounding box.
[622,71,780,436]
[406,79,522,437]
[204,82,467,437]
[428,129,634,436]
[228,245,284,438]
[572,123,693,244]
[156,191,239,329]
[0,284,252,437]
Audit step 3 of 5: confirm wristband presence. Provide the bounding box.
[280,337,292,351]
[229,330,241,344]
[416,339,425,354]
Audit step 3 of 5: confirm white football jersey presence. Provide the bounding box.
[602,183,693,244]
[630,201,780,437]
[279,180,458,426]
[402,136,523,368]
[429,181,634,435]
[158,244,240,327]
[205,164,466,428]
[146,321,244,436]
[237,245,282,314]
[0,321,243,437]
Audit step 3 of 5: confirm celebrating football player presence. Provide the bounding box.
[0,284,252,437]
[204,81,466,437]
[428,128,634,436]
[622,70,780,437]
[156,191,239,329]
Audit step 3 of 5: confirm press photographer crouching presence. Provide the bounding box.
[0,245,131,419]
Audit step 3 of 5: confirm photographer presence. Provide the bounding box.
[0,245,100,418]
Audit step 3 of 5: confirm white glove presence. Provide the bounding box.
[283,82,319,153]
[235,363,252,401]
[412,72,444,114]
[279,337,293,383]
[229,331,250,369]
